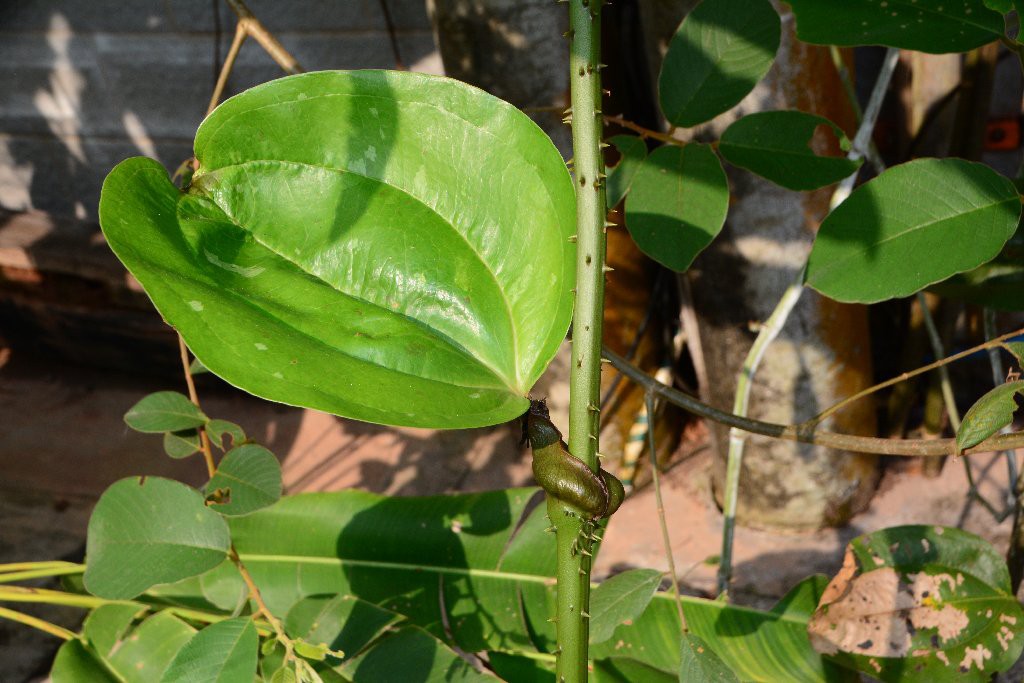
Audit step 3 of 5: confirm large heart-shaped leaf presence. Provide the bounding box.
[659,0,781,128]
[809,526,1024,682]
[787,0,1005,54]
[805,158,1020,303]
[84,477,231,599]
[99,70,576,429]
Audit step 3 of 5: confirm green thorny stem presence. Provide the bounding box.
[715,47,900,595]
[557,0,608,680]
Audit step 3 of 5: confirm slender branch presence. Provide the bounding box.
[0,561,80,574]
[717,279,803,595]
[228,548,287,641]
[603,346,1024,457]
[224,0,303,74]
[807,325,1024,429]
[0,585,274,635]
[831,47,899,207]
[0,606,74,640]
[178,336,216,479]
[602,114,685,147]
[0,565,85,585]
[984,309,1019,493]
[645,393,686,631]
[206,21,247,117]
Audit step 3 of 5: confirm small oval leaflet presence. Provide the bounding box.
[100,70,576,429]
[719,111,861,191]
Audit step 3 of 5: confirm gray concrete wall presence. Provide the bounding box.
[0,1,441,221]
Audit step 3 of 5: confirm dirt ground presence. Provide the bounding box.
[1,342,1020,680]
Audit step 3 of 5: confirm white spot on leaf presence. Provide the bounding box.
[189,300,204,311]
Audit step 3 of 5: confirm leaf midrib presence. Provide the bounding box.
[237,553,812,627]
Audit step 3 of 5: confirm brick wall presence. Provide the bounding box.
[0,0,440,220]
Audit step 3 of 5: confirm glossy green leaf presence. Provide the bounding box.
[589,568,662,644]
[52,612,196,683]
[337,626,493,682]
[659,0,780,127]
[161,618,258,683]
[805,158,1020,303]
[605,135,647,209]
[956,380,1024,450]
[787,0,1005,54]
[593,657,677,682]
[84,477,231,599]
[99,71,576,429]
[206,444,282,516]
[207,419,246,450]
[679,634,739,682]
[719,111,861,191]
[809,526,1024,682]
[124,391,207,433]
[684,576,855,683]
[624,144,729,272]
[285,594,402,661]
[164,429,201,459]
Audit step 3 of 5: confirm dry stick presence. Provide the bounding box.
[807,326,1024,430]
[602,114,686,147]
[645,392,686,631]
[603,343,1024,457]
[224,0,303,75]
[715,47,900,596]
[205,20,248,117]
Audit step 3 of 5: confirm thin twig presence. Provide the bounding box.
[603,115,687,147]
[206,21,247,117]
[984,308,1019,495]
[645,392,686,631]
[807,326,1024,430]
[224,0,303,74]
[603,343,1024,457]
[177,336,216,479]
